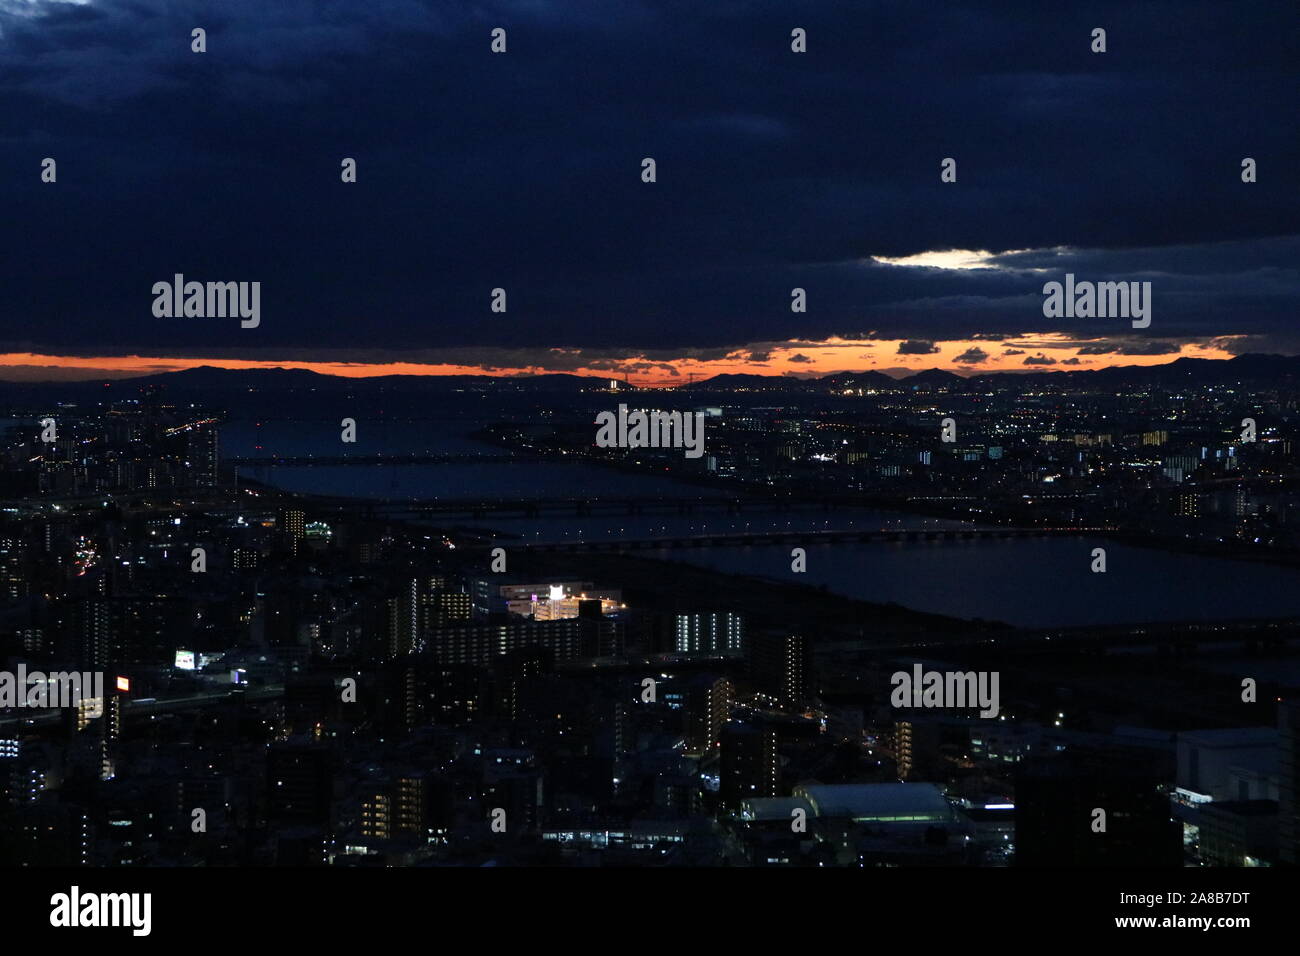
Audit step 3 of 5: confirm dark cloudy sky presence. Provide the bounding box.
[0,0,1296,381]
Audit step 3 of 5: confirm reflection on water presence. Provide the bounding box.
[224,419,1300,629]
[655,538,1300,629]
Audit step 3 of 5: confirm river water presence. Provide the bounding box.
[223,415,1300,629]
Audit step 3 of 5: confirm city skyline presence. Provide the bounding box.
[1,0,1295,926]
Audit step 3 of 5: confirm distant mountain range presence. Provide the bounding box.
[682,355,1300,391]
[4,354,1300,395]
[73,365,602,392]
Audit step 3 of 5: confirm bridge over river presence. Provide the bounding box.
[518,526,1117,552]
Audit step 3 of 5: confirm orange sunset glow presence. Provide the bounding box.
[0,334,1244,387]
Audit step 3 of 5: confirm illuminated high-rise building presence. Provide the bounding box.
[749,632,813,709]
[685,674,733,755]
[187,426,219,487]
[279,508,306,554]
[674,611,744,654]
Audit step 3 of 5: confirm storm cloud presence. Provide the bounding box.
[0,0,1296,360]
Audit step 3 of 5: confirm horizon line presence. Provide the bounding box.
[0,351,1282,387]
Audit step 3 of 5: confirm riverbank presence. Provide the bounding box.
[495,545,1009,642]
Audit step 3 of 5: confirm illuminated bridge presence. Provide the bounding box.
[308,494,806,518]
[519,526,1118,552]
[230,453,540,466]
